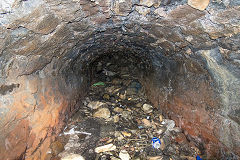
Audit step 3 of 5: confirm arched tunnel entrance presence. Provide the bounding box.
[50,36,219,160]
[56,46,211,160]
[0,0,240,160]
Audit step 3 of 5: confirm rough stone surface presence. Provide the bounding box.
[188,0,210,11]
[0,0,239,159]
[135,6,151,16]
[50,140,64,156]
[139,0,161,8]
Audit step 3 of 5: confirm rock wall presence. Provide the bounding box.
[0,0,239,159]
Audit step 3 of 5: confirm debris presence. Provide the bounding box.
[162,119,175,132]
[119,150,130,160]
[110,156,121,160]
[181,156,196,160]
[103,69,116,76]
[115,131,124,141]
[152,137,161,149]
[136,103,142,108]
[119,93,126,100]
[50,56,203,160]
[121,111,131,119]
[142,118,152,127]
[159,115,163,122]
[160,138,165,150]
[103,94,110,100]
[63,128,91,135]
[113,107,123,113]
[157,127,167,135]
[147,156,163,160]
[93,108,111,119]
[95,144,117,153]
[87,101,107,109]
[142,104,153,113]
[196,155,202,160]
[61,153,85,160]
[92,82,105,86]
[113,115,120,123]
[121,131,131,137]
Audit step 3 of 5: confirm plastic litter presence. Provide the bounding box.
[152,137,161,149]
[162,119,175,131]
[63,128,92,135]
[92,82,105,86]
[103,69,116,76]
[196,155,202,160]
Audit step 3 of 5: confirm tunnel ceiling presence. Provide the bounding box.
[0,0,240,159]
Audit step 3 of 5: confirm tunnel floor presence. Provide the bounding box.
[48,55,204,160]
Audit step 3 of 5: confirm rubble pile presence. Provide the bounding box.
[48,55,204,160]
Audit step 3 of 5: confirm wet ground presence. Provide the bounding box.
[47,55,204,160]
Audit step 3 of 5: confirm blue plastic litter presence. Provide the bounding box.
[152,137,161,149]
[196,155,202,160]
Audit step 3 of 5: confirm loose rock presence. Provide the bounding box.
[121,131,131,137]
[142,104,153,113]
[159,115,163,122]
[121,111,131,119]
[88,101,107,109]
[61,154,85,160]
[93,108,111,119]
[115,131,124,141]
[119,150,130,160]
[163,119,175,131]
[147,156,163,160]
[142,118,152,127]
[111,156,121,160]
[119,93,126,100]
[113,107,124,113]
[157,126,167,135]
[103,94,110,100]
[113,115,120,123]
[95,144,117,153]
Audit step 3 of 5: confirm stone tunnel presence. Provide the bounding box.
[0,0,239,159]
